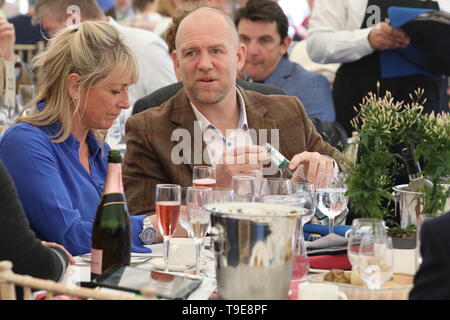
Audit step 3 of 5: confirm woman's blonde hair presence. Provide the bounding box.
[18,21,138,143]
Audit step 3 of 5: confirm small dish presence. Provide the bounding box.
[308,272,413,300]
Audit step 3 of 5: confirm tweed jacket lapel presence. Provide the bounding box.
[239,86,291,153]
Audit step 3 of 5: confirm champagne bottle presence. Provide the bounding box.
[91,150,131,280]
[401,147,433,192]
[263,143,294,179]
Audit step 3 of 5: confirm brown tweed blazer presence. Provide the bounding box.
[123,86,347,215]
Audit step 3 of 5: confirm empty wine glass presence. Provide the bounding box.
[231,175,256,202]
[186,186,213,274]
[347,218,387,271]
[177,187,193,237]
[293,182,316,225]
[315,172,348,234]
[358,235,394,290]
[193,166,216,188]
[155,184,181,272]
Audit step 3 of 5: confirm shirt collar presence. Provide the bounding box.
[190,88,248,134]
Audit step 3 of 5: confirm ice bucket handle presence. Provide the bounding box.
[210,225,226,254]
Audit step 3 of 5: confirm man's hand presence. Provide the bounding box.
[215,145,268,188]
[368,22,410,51]
[288,151,335,184]
[0,18,16,62]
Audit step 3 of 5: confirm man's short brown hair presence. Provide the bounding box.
[234,0,289,42]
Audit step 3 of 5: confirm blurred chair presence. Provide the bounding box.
[0,261,155,300]
[14,41,45,66]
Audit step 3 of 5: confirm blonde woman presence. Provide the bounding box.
[0,21,153,256]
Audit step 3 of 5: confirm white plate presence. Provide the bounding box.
[79,253,152,266]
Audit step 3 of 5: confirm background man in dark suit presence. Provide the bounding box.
[409,211,450,300]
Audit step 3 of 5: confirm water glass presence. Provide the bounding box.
[315,172,348,234]
[231,175,256,202]
[358,235,394,290]
[177,187,193,237]
[186,186,213,274]
[193,166,216,188]
[293,182,316,225]
[212,187,236,203]
[347,218,387,271]
[260,178,292,199]
[155,184,181,272]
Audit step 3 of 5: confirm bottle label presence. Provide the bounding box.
[264,143,289,168]
[91,248,103,275]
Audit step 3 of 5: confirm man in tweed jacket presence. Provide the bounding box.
[123,7,347,216]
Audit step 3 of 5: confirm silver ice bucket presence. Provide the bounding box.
[207,202,303,300]
[393,184,450,228]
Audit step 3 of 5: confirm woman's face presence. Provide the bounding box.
[77,73,134,130]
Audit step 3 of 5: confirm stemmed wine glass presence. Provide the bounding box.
[293,182,316,225]
[193,166,216,188]
[358,235,394,290]
[177,187,193,238]
[186,186,213,274]
[315,172,348,234]
[155,184,181,272]
[347,218,387,274]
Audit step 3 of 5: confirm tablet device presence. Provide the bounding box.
[93,264,202,300]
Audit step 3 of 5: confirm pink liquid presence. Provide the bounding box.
[156,201,180,237]
[291,253,309,281]
[192,178,216,188]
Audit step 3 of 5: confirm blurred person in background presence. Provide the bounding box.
[235,0,336,121]
[0,0,20,18]
[307,0,450,136]
[156,0,181,18]
[288,0,340,86]
[120,0,172,36]
[0,16,33,86]
[97,0,114,11]
[9,0,45,47]
[105,0,135,21]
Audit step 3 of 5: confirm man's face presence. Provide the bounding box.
[173,10,245,107]
[41,15,65,38]
[237,18,290,81]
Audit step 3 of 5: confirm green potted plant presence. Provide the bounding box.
[344,86,450,248]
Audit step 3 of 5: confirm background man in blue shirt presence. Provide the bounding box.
[234,0,336,122]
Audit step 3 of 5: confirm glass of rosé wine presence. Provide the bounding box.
[155,184,181,272]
